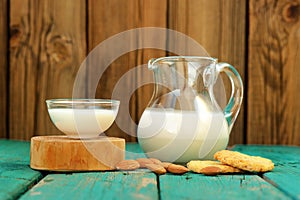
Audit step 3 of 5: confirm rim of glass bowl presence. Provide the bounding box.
[46,99,120,109]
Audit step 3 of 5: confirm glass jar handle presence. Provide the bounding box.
[216,63,243,132]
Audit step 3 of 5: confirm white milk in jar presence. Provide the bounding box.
[48,108,117,138]
[137,108,229,163]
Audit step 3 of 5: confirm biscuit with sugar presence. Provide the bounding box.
[214,150,274,172]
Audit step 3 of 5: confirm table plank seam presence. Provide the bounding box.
[156,174,162,200]
[262,174,298,200]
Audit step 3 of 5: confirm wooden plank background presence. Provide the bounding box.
[0,0,7,138]
[0,0,299,145]
[9,0,86,139]
[248,0,300,144]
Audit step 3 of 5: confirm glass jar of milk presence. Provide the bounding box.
[137,56,243,163]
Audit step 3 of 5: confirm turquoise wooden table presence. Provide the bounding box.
[0,139,299,200]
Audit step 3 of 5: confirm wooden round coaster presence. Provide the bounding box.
[30,135,125,171]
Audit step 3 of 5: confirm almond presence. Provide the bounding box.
[149,158,163,166]
[167,164,189,174]
[146,164,166,175]
[200,166,221,176]
[162,162,172,169]
[136,158,154,168]
[115,160,140,171]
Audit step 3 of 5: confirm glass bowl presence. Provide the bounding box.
[46,99,120,138]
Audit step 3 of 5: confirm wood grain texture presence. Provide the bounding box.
[160,174,288,200]
[20,172,158,200]
[232,144,300,199]
[160,144,299,200]
[30,136,125,171]
[264,164,300,199]
[1,141,300,200]
[6,0,299,146]
[167,0,246,145]
[0,0,7,138]
[88,0,167,141]
[248,0,300,145]
[9,0,86,139]
[0,140,43,200]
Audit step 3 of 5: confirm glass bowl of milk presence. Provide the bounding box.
[46,99,120,139]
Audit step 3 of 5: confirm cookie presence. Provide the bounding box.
[214,150,274,172]
[187,160,242,174]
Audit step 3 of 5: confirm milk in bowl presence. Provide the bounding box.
[48,108,117,138]
[46,99,119,138]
